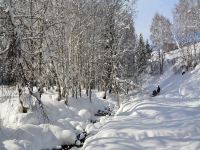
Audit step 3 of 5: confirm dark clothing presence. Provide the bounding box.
[152,85,161,97]
[157,86,160,93]
[152,90,157,96]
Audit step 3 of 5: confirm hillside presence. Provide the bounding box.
[82,50,200,150]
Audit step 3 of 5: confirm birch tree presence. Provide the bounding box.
[150,13,173,74]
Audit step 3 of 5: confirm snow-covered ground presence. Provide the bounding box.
[1,48,200,150]
[82,53,200,149]
[0,89,115,150]
[84,96,200,149]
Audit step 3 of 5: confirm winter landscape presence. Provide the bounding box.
[1,0,200,150]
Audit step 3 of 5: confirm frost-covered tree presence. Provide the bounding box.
[173,0,200,68]
[150,13,173,51]
[150,13,173,74]
[0,0,138,109]
[0,1,49,121]
[145,40,152,60]
[135,34,147,74]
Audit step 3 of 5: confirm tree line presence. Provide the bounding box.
[0,0,152,110]
[150,0,200,74]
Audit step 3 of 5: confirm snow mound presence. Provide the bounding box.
[78,109,91,121]
[60,130,76,145]
[3,140,22,150]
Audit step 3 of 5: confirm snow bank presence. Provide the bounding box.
[84,92,200,150]
[0,89,112,149]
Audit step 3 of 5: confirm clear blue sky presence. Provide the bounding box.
[135,0,179,41]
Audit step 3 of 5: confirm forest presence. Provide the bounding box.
[1,0,200,150]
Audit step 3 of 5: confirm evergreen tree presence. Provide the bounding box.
[136,34,147,74]
[145,40,152,60]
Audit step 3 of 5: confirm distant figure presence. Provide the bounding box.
[152,85,161,97]
[157,85,160,93]
[182,71,185,75]
[152,90,157,96]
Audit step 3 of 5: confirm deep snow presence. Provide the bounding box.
[0,89,114,150]
[1,48,200,150]
[82,51,200,150]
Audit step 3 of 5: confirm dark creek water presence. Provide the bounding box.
[52,131,87,150]
[45,107,112,150]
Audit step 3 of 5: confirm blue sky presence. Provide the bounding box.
[135,0,179,41]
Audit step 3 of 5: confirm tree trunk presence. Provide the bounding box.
[115,82,120,108]
[65,88,69,105]
[72,88,74,97]
[57,81,62,101]
[75,86,78,99]
[89,84,92,102]
[62,86,66,98]
[126,83,129,95]
[38,85,44,99]
[109,85,112,94]
[86,86,89,96]
[18,85,28,113]
[79,84,81,97]
[103,89,107,99]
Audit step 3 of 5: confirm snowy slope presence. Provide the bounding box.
[83,96,200,150]
[82,52,200,149]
